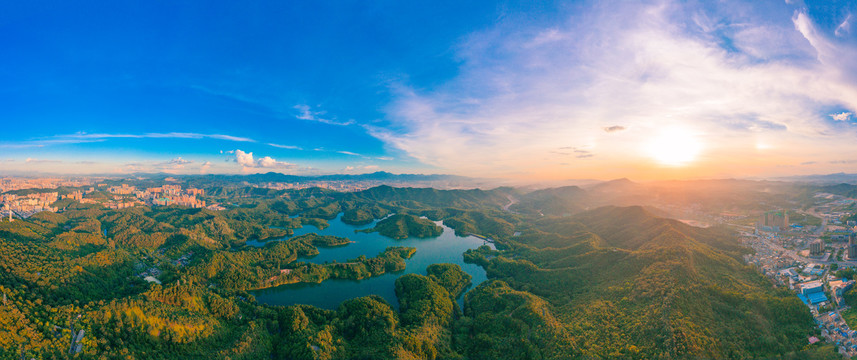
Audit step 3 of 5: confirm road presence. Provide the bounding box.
[502,195,517,212]
[756,233,857,267]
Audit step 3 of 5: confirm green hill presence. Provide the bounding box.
[468,205,817,358]
[360,214,444,239]
[0,183,832,359]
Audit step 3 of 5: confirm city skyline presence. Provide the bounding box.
[2,1,857,180]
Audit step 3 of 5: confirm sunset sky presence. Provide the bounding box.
[2,0,856,180]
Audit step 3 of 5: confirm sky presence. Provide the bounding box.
[1,0,856,181]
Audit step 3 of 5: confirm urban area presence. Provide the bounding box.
[742,193,857,357]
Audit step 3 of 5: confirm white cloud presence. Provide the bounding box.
[234,149,296,171]
[294,104,355,126]
[168,157,192,165]
[108,158,217,174]
[235,149,255,167]
[836,14,852,37]
[62,132,256,142]
[3,132,256,149]
[25,158,61,163]
[343,164,380,173]
[257,156,282,167]
[831,112,853,121]
[267,143,302,150]
[370,1,857,178]
[131,157,198,173]
[337,151,362,156]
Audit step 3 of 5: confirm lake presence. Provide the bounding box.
[249,213,494,309]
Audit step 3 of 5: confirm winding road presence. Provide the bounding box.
[503,194,517,212]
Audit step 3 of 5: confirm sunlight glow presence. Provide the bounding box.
[645,127,703,166]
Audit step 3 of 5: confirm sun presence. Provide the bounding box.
[644,127,703,166]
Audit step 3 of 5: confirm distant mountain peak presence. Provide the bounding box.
[587,177,639,192]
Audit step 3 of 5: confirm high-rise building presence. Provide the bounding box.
[850,233,857,259]
[758,210,789,231]
[810,239,823,256]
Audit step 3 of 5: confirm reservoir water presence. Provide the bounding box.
[249,213,494,309]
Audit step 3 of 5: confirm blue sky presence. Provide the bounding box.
[1,1,857,180]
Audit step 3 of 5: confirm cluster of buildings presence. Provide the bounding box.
[0,180,211,219]
[816,311,857,356]
[107,199,143,210]
[61,188,102,205]
[1,192,59,218]
[139,185,206,208]
[137,264,163,285]
[171,251,193,267]
[0,177,92,193]
[108,184,136,195]
[757,210,789,232]
[740,194,857,356]
[777,264,854,311]
[741,231,802,276]
[797,279,830,305]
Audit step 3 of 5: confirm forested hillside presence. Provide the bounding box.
[0,184,836,359]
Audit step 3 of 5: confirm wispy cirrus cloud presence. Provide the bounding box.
[56,132,256,142]
[830,159,857,164]
[267,143,302,150]
[836,14,852,37]
[114,157,216,174]
[337,151,362,156]
[294,104,355,126]
[0,138,104,148]
[371,0,857,179]
[335,150,393,162]
[25,158,62,164]
[191,84,357,127]
[1,132,256,149]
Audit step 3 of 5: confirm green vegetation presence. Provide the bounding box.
[0,181,831,358]
[341,203,390,225]
[426,263,472,298]
[836,268,857,280]
[296,247,416,284]
[443,210,515,239]
[360,214,444,240]
[510,186,586,215]
[842,308,857,331]
[788,210,823,226]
